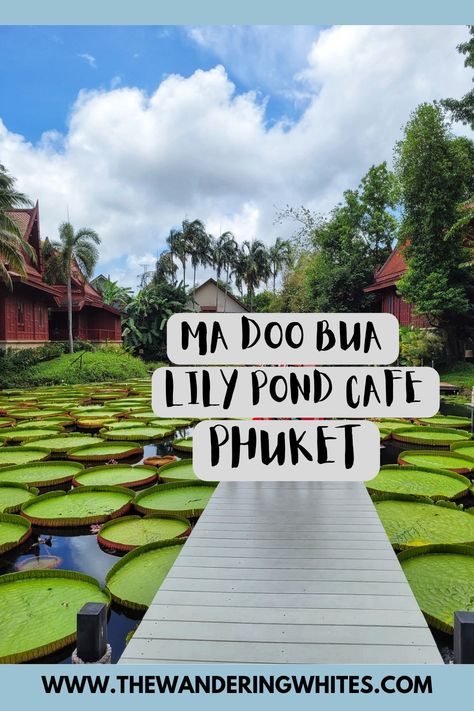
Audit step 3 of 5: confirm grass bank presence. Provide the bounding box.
[1,350,148,387]
[438,362,474,392]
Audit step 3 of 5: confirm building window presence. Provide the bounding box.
[38,305,44,327]
[17,302,25,331]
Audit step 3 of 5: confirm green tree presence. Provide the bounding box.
[441,26,474,129]
[268,237,292,292]
[272,252,313,313]
[359,162,399,269]
[95,277,132,309]
[154,250,178,285]
[234,240,270,311]
[166,227,188,287]
[182,219,210,296]
[212,231,237,309]
[48,222,101,354]
[122,281,189,361]
[306,190,374,312]
[0,164,35,288]
[394,103,474,358]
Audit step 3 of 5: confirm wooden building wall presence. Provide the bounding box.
[0,287,50,346]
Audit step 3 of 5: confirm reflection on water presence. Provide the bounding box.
[0,427,192,664]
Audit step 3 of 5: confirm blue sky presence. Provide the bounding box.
[0,25,472,288]
[0,26,318,143]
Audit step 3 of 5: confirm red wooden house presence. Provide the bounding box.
[364,246,428,327]
[0,203,122,349]
[49,274,122,344]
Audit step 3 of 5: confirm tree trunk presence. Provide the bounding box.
[215,268,220,310]
[224,268,229,312]
[273,271,276,293]
[67,271,74,354]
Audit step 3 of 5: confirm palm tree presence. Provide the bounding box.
[268,237,292,292]
[182,219,211,296]
[221,233,238,312]
[166,228,188,287]
[154,250,178,285]
[236,240,270,311]
[0,164,35,288]
[212,231,236,310]
[51,222,101,354]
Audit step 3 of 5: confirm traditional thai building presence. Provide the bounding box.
[364,246,428,327]
[191,278,249,313]
[0,203,122,349]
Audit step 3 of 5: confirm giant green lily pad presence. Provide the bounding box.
[451,442,474,460]
[70,405,114,414]
[72,464,157,489]
[0,569,110,662]
[126,410,157,421]
[134,481,216,517]
[366,465,470,501]
[0,461,84,488]
[372,419,414,432]
[102,420,147,430]
[415,415,471,429]
[100,426,173,441]
[158,460,198,483]
[0,446,51,468]
[105,540,185,609]
[4,409,65,420]
[150,419,192,429]
[374,497,474,549]
[76,417,118,429]
[0,483,38,513]
[21,486,134,526]
[0,512,31,554]
[98,514,191,551]
[67,441,143,461]
[16,417,75,429]
[399,545,474,634]
[0,426,62,443]
[172,437,193,452]
[397,449,474,474]
[392,426,471,447]
[27,433,104,455]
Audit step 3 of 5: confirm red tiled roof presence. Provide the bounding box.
[5,209,34,239]
[364,246,408,293]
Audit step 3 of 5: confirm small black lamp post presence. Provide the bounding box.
[74,602,109,663]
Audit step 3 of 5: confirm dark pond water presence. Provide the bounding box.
[0,427,193,664]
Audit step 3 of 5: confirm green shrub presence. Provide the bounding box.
[399,326,446,366]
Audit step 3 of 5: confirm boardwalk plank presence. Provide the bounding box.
[120,481,442,665]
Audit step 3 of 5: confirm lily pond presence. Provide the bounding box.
[0,379,472,664]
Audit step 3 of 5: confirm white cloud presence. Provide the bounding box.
[1,25,473,289]
[78,53,97,68]
[110,75,122,89]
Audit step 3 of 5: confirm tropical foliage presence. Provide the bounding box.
[442,25,474,129]
[44,223,101,354]
[122,281,188,361]
[394,103,474,359]
[0,164,35,289]
[93,277,132,309]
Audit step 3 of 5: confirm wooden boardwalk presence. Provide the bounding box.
[120,481,442,664]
